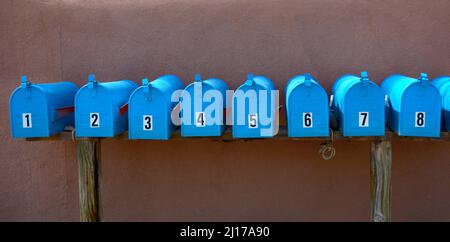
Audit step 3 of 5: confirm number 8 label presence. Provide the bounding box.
[415,112,425,127]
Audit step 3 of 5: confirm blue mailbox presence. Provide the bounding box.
[232,74,277,138]
[432,76,450,131]
[285,73,329,137]
[128,75,184,140]
[331,71,385,137]
[75,74,138,137]
[382,73,441,137]
[180,74,228,137]
[10,76,78,138]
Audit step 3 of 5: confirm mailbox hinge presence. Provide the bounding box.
[88,73,98,97]
[21,75,32,99]
[142,78,152,101]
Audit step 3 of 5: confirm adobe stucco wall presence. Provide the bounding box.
[0,0,449,221]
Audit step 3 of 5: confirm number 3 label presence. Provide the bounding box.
[22,113,32,128]
[415,112,425,127]
[90,113,100,128]
[359,112,369,127]
[303,112,313,128]
[143,115,153,131]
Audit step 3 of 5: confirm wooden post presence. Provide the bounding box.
[77,139,101,222]
[370,139,392,222]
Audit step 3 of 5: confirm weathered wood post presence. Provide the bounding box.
[76,138,101,222]
[370,137,392,222]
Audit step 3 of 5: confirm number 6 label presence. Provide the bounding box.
[303,112,313,128]
[359,112,369,127]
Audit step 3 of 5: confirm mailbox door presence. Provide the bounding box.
[181,84,224,137]
[399,85,441,137]
[233,84,275,138]
[342,85,385,136]
[129,89,171,140]
[10,87,50,138]
[75,87,114,137]
[287,84,329,137]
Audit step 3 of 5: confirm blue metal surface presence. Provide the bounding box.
[232,74,277,138]
[382,73,441,137]
[181,74,229,137]
[285,73,329,137]
[10,76,79,138]
[75,74,138,137]
[432,76,450,131]
[128,75,184,139]
[331,71,385,137]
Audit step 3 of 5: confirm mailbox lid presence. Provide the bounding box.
[181,76,229,137]
[432,76,450,131]
[10,79,78,138]
[232,74,277,138]
[382,74,441,137]
[75,77,138,137]
[128,75,184,140]
[285,74,329,137]
[332,72,385,136]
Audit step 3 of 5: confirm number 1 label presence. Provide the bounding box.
[22,113,32,128]
[359,112,369,127]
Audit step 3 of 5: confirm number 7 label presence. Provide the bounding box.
[359,112,369,127]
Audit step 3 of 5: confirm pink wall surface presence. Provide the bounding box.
[0,0,449,221]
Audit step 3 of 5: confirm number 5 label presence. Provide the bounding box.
[359,112,369,127]
[248,114,258,128]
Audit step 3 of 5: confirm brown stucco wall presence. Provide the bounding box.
[0,0,449,221]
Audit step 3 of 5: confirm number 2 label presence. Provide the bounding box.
[359,112,369,127]
[90,113,100,128]
[22,113,32,128]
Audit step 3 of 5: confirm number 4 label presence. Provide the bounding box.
[195,112,206,127]
[359,112,369,127]
[22,113,32,128]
